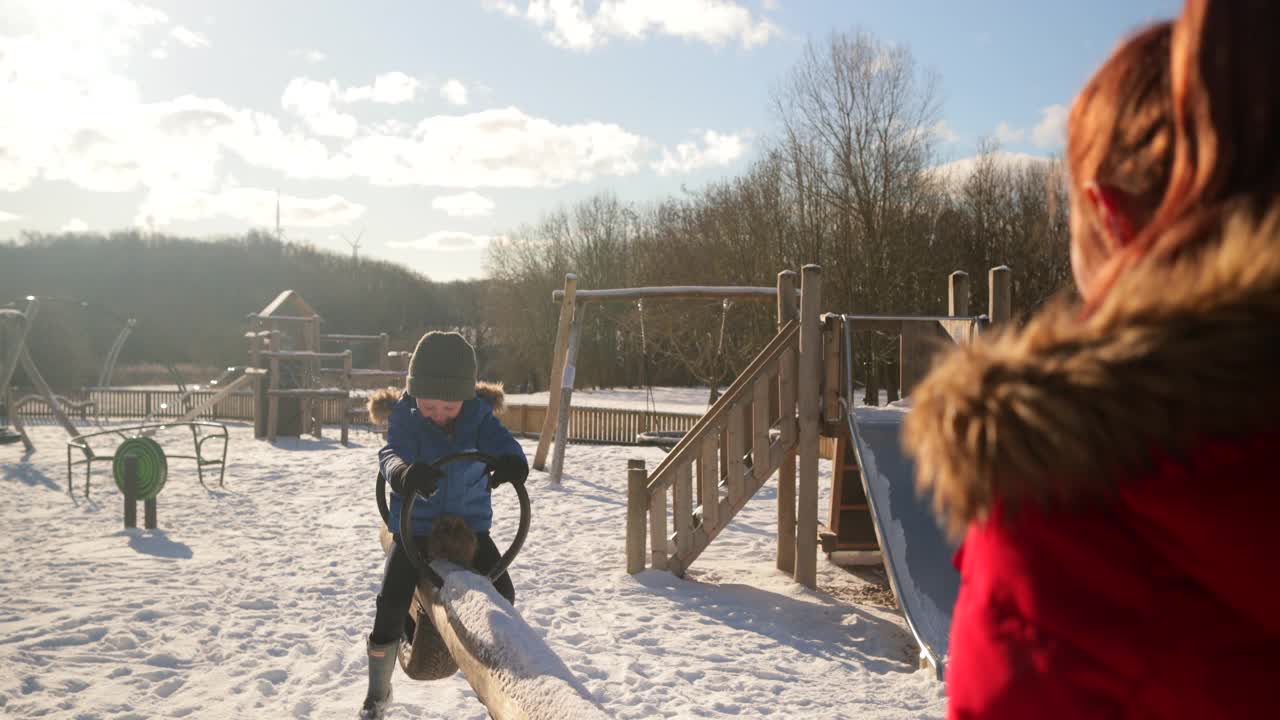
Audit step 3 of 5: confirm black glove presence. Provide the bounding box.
[488,455,528,490]
[393,462,443,498]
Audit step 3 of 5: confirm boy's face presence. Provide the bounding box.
[416,397,463,427]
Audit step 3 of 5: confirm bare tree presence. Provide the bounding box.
[771,27,944,314]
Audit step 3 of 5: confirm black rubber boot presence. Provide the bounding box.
[358,637,398,719]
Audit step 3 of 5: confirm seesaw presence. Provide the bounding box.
[375,450,608,719]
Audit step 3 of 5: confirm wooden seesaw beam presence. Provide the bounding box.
[420,566,609,720]
[379,529,609,719]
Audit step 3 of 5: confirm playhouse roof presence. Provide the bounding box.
[255,290,319,320]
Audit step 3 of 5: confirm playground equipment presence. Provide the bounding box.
[114,437,166,529]
[536,275,792,485]
[66,421,231,498]
[0,298,92,456]
[247,290,408,445]
[624,264,1012,680]
[2,295,141,449]
[835,319,959,681]
[0,307,32,447]
[373,451,607,719]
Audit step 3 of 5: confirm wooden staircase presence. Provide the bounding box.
[819,422,878,553]
[627,264,827,587]
[636,321,801,577]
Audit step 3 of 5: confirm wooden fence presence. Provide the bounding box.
[2,386,849,453]
[6,388,736,447]
[5,387,840,457]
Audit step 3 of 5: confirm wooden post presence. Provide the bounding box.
[378,333,389,370]
[796,264,821,589]
[863,357,879,407]
[949,271,970,317]
[123,455,138,529]
[548,302,584,485]
[886,359,900,402]
[268,356,280,442]
[989,266,1011,325]
[340,350,352,446]
[821,315,841,423]
[776,270,798,575]
[626,459,647,574]
[534,274,577,470]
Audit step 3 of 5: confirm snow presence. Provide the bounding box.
[506,386,717,414]
[1,391,947,719]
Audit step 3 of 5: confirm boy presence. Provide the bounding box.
[359,331,528,719]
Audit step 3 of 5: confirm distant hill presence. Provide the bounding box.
[0,230,483,389]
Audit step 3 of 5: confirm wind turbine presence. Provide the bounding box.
[343,228,365,263]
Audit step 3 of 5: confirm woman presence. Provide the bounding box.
[903,2,1280,717]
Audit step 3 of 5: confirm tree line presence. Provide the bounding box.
[0,230,483,389]
[483,28,1073,395]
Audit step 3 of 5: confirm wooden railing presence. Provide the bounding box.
[502,403,701,444]
[8,385,842,462]
[633,322,801,578]
[626,265,825,588]
[6,388,739,449]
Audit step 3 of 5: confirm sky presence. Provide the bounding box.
[0,0,1180,281]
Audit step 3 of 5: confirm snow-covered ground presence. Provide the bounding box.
[506,386,898,415]
[506,386,717,414]
[1,392,945,719]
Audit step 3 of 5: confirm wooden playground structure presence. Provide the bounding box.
[603,264,1012,589]
[244,290,409,446]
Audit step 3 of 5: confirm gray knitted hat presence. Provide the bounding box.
[406,331,476,401]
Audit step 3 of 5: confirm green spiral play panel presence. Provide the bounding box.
[112,437,168,500]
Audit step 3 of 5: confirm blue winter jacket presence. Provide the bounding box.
[379,387,525,537]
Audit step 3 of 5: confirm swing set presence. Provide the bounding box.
[1,295,137,449]
[533,274,797,484]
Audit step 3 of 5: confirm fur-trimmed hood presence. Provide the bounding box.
[367,381,506,425]
[903,208,1280,537]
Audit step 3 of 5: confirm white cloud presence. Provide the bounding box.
[432,191,495,217]
[932,120,959,144]
[292,48,327,63]
[930,150,1051,186]
[150,47,168,59]
[991,104,1067,149]
[440,79,469,107]
[4,0,169,57]
[281,78,359,138]
[490,0,777,51]
[994,121,1025,145]
[343,71,420,104]
[135,186,365,228]
[0,17,657,206]
[61,218,89,232]
[486,0,524,17]
[0,210,22,223]
[170,25,209,49]
[652,130,746,175]
[387,231,502,252]
[1032,104,1068,148]
[341,107,647,188]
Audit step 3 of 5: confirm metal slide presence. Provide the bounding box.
[839,318,960,681]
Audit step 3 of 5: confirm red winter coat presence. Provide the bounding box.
[903,212,1280,719]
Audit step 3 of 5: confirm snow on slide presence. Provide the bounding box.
[845,404,960,681]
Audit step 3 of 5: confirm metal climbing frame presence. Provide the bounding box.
[65,421,230,498]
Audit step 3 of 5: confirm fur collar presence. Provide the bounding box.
[902,208,1280,537]
[366,382,507,425]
